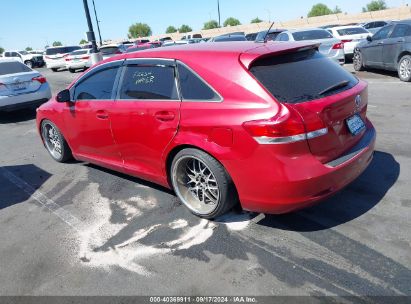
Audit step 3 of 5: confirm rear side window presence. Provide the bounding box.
[292,30,333,41]
[249,49,358,104]
[337,27,369,35]
[119,65,178,100]
[74,67,119,100]
[178,63,220,101]
[390,24,411,38]
[0,61,32,75]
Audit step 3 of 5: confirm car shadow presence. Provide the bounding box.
[0,164,51,209]
[258,151,399,232]
[0,108,37,124]
[354,68,399,80]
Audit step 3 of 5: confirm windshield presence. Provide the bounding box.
[292,30,334,41]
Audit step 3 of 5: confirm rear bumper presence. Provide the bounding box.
[66,61,91,69]
[45,60,66,69]
[0,84,52,111]
[231,121,376,214]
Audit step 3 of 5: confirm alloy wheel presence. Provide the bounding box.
[399,57,411,80]
[172,156,220,215]
[42,122,62,160]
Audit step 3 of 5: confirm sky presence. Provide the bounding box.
[0,0,408,50]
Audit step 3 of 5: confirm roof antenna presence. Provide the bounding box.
[263,21,275,43]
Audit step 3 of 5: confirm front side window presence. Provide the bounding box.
[74,67,119,100]
[178,63,220,101]
[119,65,178,100]
[373,25,394,40]
[390,24,411,38]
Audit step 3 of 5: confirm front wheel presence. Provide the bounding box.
[171,148,237,219]
[51,68,59,72]
[353,50,365,71]
[398,55,411,82]
[41,120,72,162]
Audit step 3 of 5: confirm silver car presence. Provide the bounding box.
[275,28,345,65]
[0,60,51,111]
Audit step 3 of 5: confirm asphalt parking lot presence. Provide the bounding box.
[0,66,410,298]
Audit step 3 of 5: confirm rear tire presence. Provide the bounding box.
[68,68,75,73]
[41,120,72,163]
[353,49,365,72]
[51,68,59,72]
[398,55,411,82]
[24,60,33,68]
[170,148,237,219]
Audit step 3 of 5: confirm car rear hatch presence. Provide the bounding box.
[0,62,45,96]
[245,45,369,164]
[311,37,343,56]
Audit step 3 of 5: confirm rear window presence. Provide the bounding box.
[100,47,119,55]
[249,49,358,104]
[0,61,32,75]
[70,50,88,55]
[337,27,369,36]
[46,46,80,55]
[292,30,334,41]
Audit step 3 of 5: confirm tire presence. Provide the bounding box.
[353,49,365,71]
[24,60,33,68]
[171,148,237,219]
[41,120,72,163]
[68,68,75,73]
[51,68,59,72]
[398,55,411,82]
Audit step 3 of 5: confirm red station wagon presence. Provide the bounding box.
[37,42,376,219]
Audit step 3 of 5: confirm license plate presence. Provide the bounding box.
[346,114,365,136]
[11,83,26,91]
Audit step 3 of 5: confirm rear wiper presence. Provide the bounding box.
[318,80,350,96]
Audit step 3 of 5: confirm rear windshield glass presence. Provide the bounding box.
[337,27,369,36]
[0,61,32,75]
[46,46,80,55]
[249,49,358,104]
[70,50,88,55]
[292,30,334,41]
[100,47,118,55]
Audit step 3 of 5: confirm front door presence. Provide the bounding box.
[63,62,123,168]
[362,25,394,68]
[110,59,181,184]
[382,24,411,70]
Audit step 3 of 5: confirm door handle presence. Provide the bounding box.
[96,110,109,120]
[154,111,175,122]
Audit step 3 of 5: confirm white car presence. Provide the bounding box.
[326,26,371,57]
[0,60,51,111]
[65,49,92,73]
[44,46,81,72]
[2,50,44,68]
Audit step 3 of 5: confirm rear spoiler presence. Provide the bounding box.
[240,43,320,69]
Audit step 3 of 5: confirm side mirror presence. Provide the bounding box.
[56,89,71,103]
[366,36,373,42]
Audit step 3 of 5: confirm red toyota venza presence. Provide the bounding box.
[37,42,376,219]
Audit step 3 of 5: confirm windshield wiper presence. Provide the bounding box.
[318,80,350,96]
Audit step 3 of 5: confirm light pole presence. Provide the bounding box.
[91,0,103,46]
[217,0,221,27]
[82,0,102,64]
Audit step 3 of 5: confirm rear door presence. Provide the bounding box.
[109,59,181,182]
[382,24,411,70]
[249,48,368,164]
[362,25,394,67]
[62,61,123,168]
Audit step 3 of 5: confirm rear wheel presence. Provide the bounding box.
[24,60,33,68]
[68,68,75,73]
[41,120,72,162]
[353,50,365,71]
[171,148,237,219]
[51,68,59,72]
[398,55,411,82]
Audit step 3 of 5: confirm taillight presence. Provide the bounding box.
[243,106,327,144]
[45,56,50,59]
[81,56,90,60]
[65,58,72,61]
[32,76,47,84]
[332,42,344,49]
[115,50,122,54]
[341,39,352,43]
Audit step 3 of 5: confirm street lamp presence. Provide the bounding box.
[82,0,102,64]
